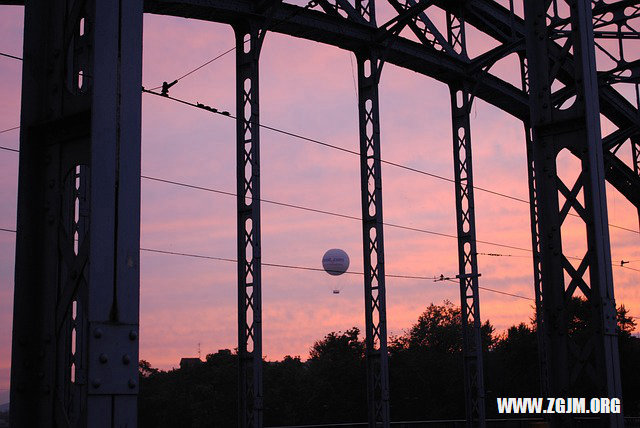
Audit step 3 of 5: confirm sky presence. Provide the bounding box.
[1,2,640,405]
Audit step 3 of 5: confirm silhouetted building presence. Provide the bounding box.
[179,357,202,370]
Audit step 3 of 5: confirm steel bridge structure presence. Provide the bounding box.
[6,0,640,426]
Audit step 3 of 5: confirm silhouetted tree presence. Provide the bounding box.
[304,327,367,424]
[138,300,639,425]
[389,300,494,420]
[485,322,540,417]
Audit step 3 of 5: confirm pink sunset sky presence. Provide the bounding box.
[1,2,639,405]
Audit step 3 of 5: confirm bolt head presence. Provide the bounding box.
[99,354,108,364]
[129,330,138,340]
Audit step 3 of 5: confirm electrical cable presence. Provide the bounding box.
[0,126,20,135]
[0,52,22,61]
[140,88,640,236]
[145,0,317,91]
[0,227,533,300]
[0,227,637,300]
[0,142,636,261]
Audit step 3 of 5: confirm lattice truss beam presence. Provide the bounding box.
[10,0,640,425]
[143,0,640,210]
[356,49,391,427]
[524,0,624,426]
[445,7,487,427]
[235,21,264,428]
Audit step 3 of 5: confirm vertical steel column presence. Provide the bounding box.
[524,0,623,425]
[633,136,640,231]
[519,54,550,400]
[448,85,486,428]
[447,8,485,428]
[10,1,143,427]
[235,21,264,428]
[356,51,390,428]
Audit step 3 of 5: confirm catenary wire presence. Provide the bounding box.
[0,227,533,301]
[0,144,543,253]
[140,88,640,235]
[0,142,638,264]
[0,126,20,135]
[145,0,317,91]
[3,43,640,236]
[0,52,636,236]
[0,52,22,61]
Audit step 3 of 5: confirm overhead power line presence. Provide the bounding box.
[0,52,22,61]
[147,47,237,91]
[141,174,530,252]
[0,126,20,135]
[140,88,640,236]
[0,145,18,153]
[137,247,538,301]
[0,141,636,262]
[0,226,533,301]
[1,227,638,298]
[145,0,317,91]
[3,51,639,236]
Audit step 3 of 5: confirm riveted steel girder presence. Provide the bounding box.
[356,49,391,428]
[524,0,623,426]
[143,0,640,213]
[235,20,264,428]
[449,84,486,428]
[10,1,143,426]
[445,6,486,426]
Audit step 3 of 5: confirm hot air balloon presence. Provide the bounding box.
[322,249,350,294]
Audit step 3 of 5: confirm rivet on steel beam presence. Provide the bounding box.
[71,270,77,280]
[128,379,137,389]
[122,354,131,365]
[94,328,103,339]
[92,379,101,389]
[99,354,108,364]
[129,330,138,340]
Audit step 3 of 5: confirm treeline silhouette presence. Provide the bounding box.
[138,299,640,426]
